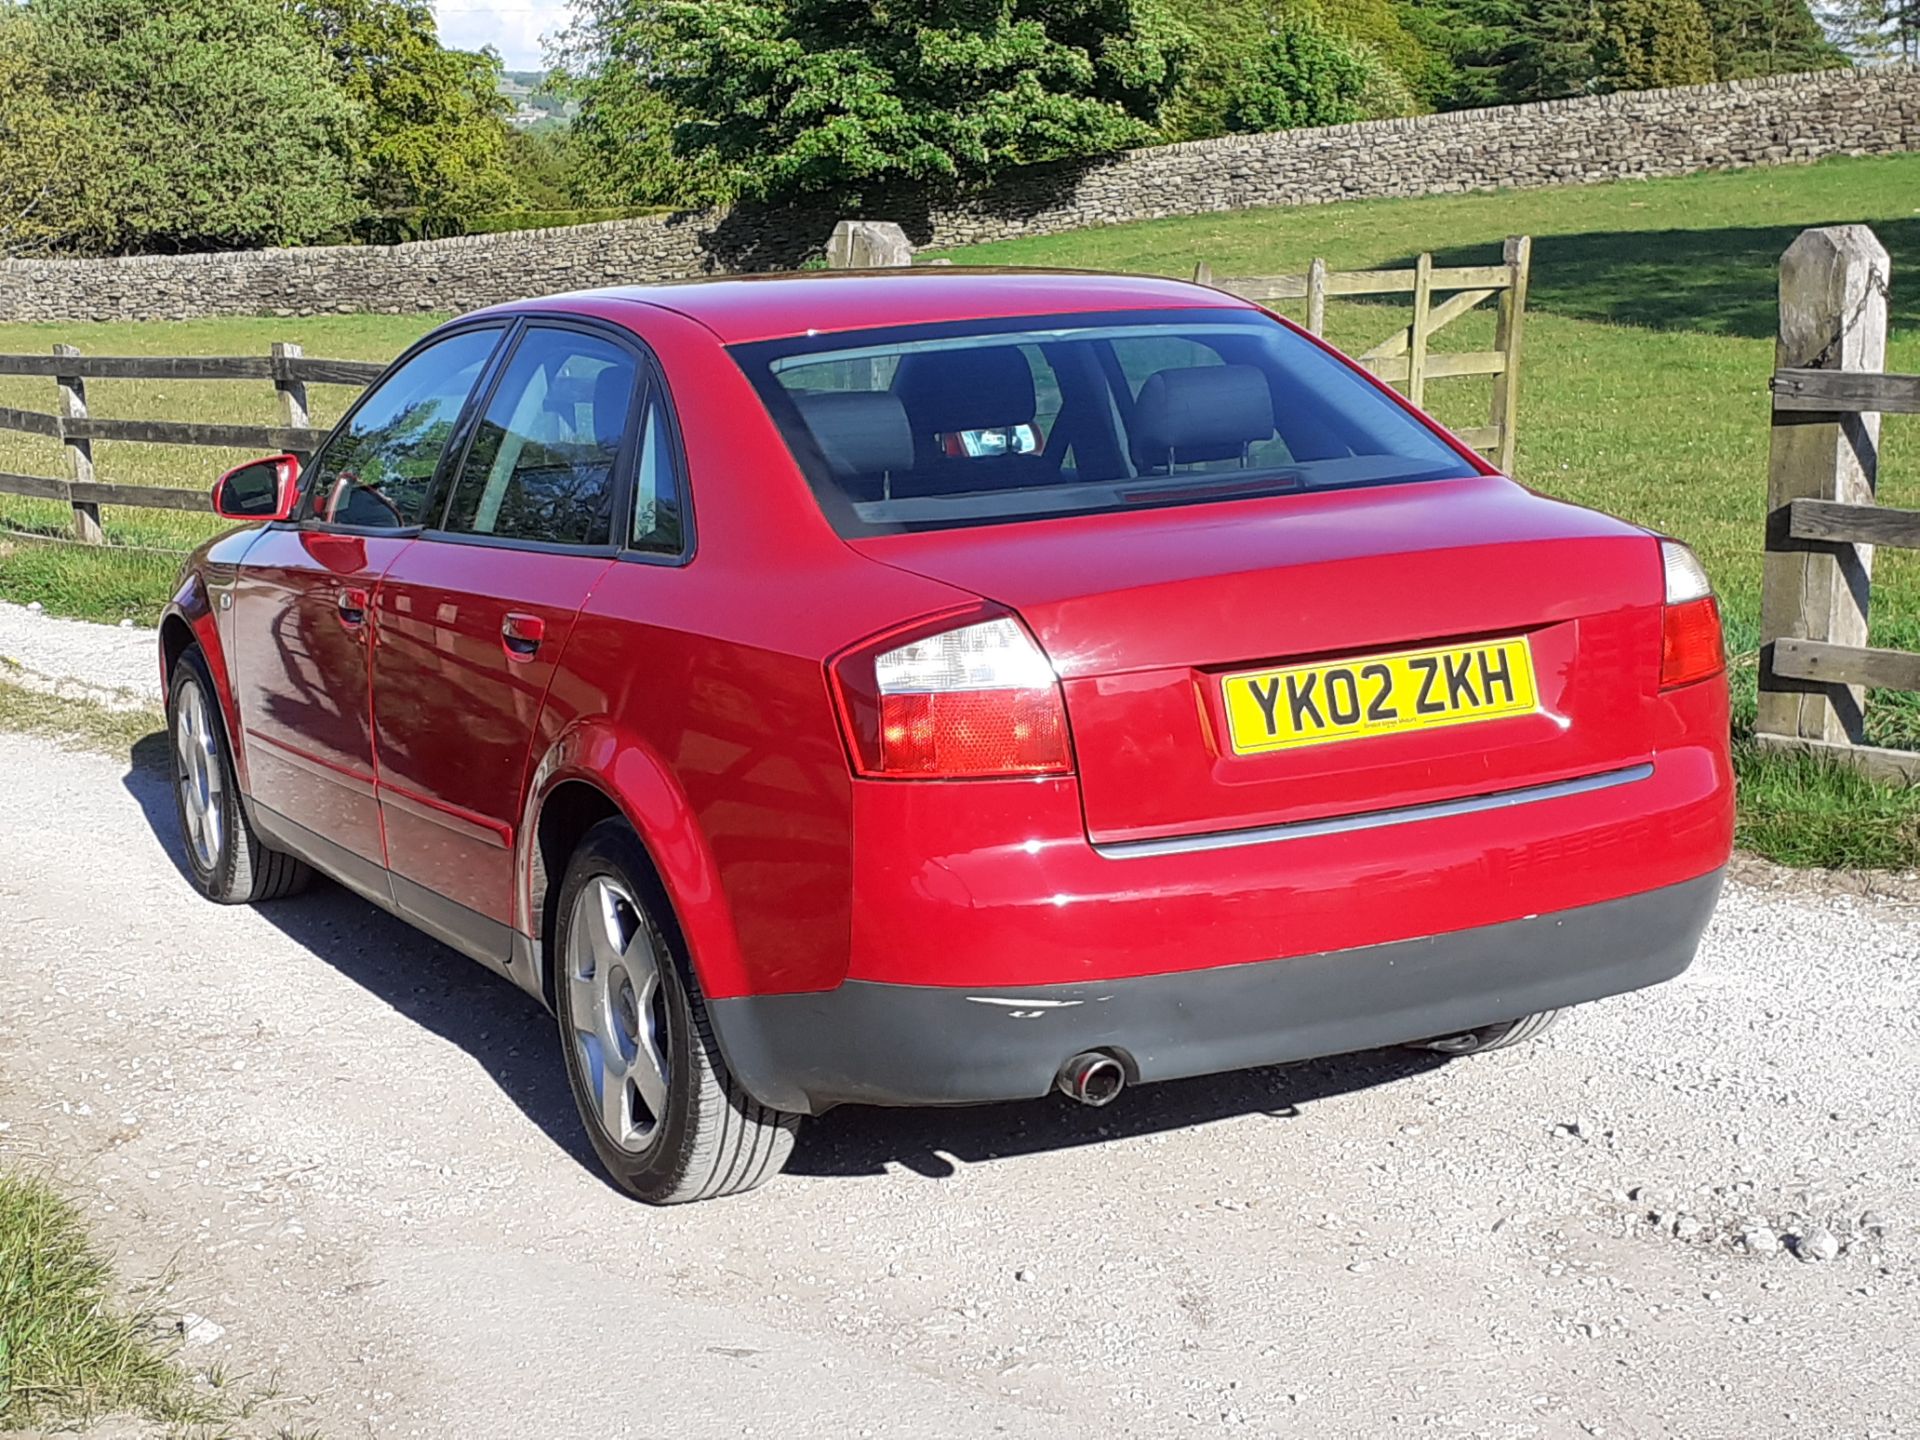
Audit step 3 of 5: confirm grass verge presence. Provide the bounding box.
[0,1171,210,1431]
[0,673,163,757]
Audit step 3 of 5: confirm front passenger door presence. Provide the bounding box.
[230,326,503,887]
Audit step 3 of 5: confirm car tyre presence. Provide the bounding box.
[554,819,799,1204]
[1411,1009,1561,1055]
[167,647,311,905]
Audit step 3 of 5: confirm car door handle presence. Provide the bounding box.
[502,612,545,662]
[336,587,369,630]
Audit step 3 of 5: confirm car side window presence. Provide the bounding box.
[303,328,501,530]
[442,327,636,547]
[630,388,686,556]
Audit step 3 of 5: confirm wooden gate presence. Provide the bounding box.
[1193,235,1532,472]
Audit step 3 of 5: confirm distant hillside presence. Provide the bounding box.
[497,69,575,130]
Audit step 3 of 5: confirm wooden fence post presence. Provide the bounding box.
[1406,252,1434,408]
[1490,234,1532,473]
[1757,224,1890,746]
[1306,258,1327,337]
[273,342,311,457]
[1192,261,1213,285]
[53,343,101,544]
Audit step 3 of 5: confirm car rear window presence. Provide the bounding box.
[732,308,1476,537]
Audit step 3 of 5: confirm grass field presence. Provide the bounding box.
[0,314,440,621]
[2,152,1917,865]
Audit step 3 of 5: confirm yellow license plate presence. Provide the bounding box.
[1221,637,1538,754]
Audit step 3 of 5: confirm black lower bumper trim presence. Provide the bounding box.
[709,870,1726,1115]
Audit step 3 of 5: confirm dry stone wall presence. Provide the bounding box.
[3,66,1915,324]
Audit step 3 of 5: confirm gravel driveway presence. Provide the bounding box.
[0,600,161,710]
[2,729,1917,1438]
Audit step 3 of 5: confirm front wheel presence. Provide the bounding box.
[167,648,310,905]
[554,820,798,1204]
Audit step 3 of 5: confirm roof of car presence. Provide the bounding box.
[503,267,1255,345]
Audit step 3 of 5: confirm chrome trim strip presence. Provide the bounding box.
[1093,762,1657,860]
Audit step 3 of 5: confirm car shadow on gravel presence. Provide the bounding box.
[789,1048,1447,1181]
[122,739,599,1173]
[124,737,1449,1188]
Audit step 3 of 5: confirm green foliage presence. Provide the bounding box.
[1161,0,1423,138]
[560,36,734,209]
[1303,0,1451,106]
[504,128,578,211]
[21,0,366,253]
[1221,14,1403,131]
[1823,0,1920,60]
[1594,0,1719,87]
[1703,0,1845,73]
[565,0,1193,207]
[293,0,521,229]
[0,14,108,258]
[1395,0,1841,107]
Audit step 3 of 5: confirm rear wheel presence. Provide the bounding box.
[554,820,798,1204]
[1411,1010,1561,1056]
[167,648,310,905]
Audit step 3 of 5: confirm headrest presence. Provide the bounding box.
[591,366,633,452]
[1130,364,1275,468]
[893,346,1037,433]
[791,391,914,480]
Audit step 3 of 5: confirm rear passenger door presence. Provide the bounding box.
[370,323,649,965]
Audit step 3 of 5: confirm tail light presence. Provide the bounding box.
[830,613,1073,778]
[1659,540,1724,689]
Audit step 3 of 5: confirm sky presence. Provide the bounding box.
[432,0,572,71]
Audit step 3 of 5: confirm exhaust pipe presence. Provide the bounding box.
[1056,1051,1126,1107]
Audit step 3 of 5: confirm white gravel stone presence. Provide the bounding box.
[1797,1229,1842,1263]
[179,1313,225,1346]
[1740,1226,1782,1256]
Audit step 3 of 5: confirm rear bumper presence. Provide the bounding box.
[710,867,1724,1114]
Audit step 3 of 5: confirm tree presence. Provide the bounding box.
[1699,0,1842,71]
[0,11,107,257]
[1390,0,1595,108]
[1594,0,1717,87]
[1222,15,1408,131]
[24,0,366,253]
[559,16,734,209]
[1160,0,1427,137]
[565,0,1194,208]
[504,128,580,211]
[292,0,521,229]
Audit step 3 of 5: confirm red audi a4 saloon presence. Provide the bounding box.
[161,269,1732,1203]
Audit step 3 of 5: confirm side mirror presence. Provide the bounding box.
[212,454,300,522]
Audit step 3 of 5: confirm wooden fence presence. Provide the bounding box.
[1194,234,1532,473]
[1756,224,1920,784]
[0,346,384,542]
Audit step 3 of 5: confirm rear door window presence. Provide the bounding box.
[441,327,636,547]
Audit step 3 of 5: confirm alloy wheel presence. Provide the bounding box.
[174,681,225,873]
[565,874,672,1153]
